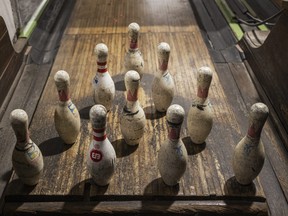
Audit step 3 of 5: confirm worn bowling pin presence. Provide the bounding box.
[87,105,116,186]
[152,42,175,112]
[232,103,269,185]
[54,70,81,144]
[187,66,213,144]
[92,43,115,111]
[10,109,44,185]
[120,70,146,145]
[124,22,144,79]
[158,104,188,186]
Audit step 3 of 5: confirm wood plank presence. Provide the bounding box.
[3,0,269,215]
[0,26,14,78]
[239,10,288,150]
[214,62,288,216]
[3,200,268,215]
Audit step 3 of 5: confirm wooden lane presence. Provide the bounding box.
[4,0,268,214]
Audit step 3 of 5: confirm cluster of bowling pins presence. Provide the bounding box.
[10,22,269,188]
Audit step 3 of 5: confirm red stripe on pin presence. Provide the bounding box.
[130,40,138,49]
[93,128,105,133]
[93,135,107,141]
[58,90,69,102]
[93,128,106,141]
[197,87,209,99]
[127,89,138,101]
[97,62,107,66]
[97,68,107,73]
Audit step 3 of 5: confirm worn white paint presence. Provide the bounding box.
[10,109,44,185]
[233,103,269,185]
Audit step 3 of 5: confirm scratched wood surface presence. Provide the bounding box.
[4,0,268,215]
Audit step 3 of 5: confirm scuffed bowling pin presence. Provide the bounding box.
[87,105,116,186]
[120,70,146,145]
[152,42,175,112]
[158,104,188,186]
[92,43,115,111]
[54,70,81,144]
[232,103,269,185]
[10,109,44,185]
[187,66,213,144]
[124,22,144,79]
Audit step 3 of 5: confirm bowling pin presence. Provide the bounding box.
[158,104,188,186]
[87,105,116,186]
[124,22,144,79]
[92,43,115,111]
[232,103,269,185]
[54,70,81,144]
[152,42,175,112]
[10,109,44,185]
[120,70,146,145]
[187,66,213,144]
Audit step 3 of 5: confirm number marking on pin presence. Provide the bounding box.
[90,149,103,162]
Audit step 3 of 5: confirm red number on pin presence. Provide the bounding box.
[90,149,103,162]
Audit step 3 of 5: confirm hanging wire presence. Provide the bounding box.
[233,9,285,26]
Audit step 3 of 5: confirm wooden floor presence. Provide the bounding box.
[2,0,288,215]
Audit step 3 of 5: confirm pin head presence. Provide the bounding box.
[10,109,28,127]
[247,103,269,138]
[90,105,107,129]
[158,42,170,59]
[197,66,213,87]
[158,42,170,71]
[10,109,29,143]
[196,66,213,99]
[128,22,140,38]
[250,103,269,120]
[166,104,185,125]
[124,70,140,91]
[94,43,108,62]
[54,70,70,90]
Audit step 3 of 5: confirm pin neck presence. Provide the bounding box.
[167,121,182,141]
[193,86,210,105]
[246,123,264,141]
[158,58,169,72]
[58,88,70,102]
[16,139,33,151]
[127,89,138,102]
[93,128,107,142]
[97,61,108,73]
[129,38,138,50]
[125,100,139,114]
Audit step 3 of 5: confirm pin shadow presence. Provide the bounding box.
[115,80,126,91]
[182,136,206,155]
[142,177,179,212]
[4,178,37,213]
[61,178,108,213]
[143,105,166,120]
[79,105,93,120]
[38,137,73,156]
[223,176,256,207]
[111,138,138,158]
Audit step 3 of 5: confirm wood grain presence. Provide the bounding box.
[3,0,268,215]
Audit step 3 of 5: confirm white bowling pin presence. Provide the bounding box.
[187,66,213,144]
[158,104,188,186]
[124,22,144,79]
[120,70,146,145]
[152,42,175,112]
[92,43,115,111]
[87,105,116,186]
[54,70,81,144]
[10,109,44,185]
[233,103,269,185]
